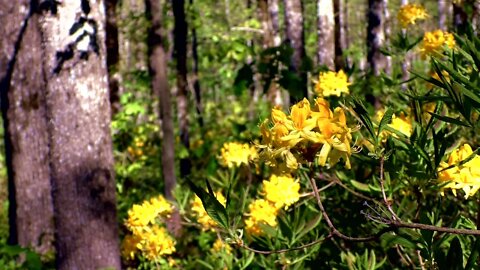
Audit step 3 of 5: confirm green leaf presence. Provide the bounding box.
[428,112,471,127]
[349,96,376,140]
[188,180,229,229]
[377,108,393,138]
[445,237,463,270]
[465,237,480,270]
[350,180,370,192]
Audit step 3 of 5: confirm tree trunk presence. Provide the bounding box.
[473,0,480,34]
[438,0,447,31]
[269,0,281,46]
[453,2,468,35]
[317,0,335,70]
[367,0,386,76]
[334,0,346,70]
[146,0,177,202]
[190,0,204,128]
[39,1,121,268]
[0,0,54,256]
[284,0,307,103]
[172,0,191,177]
[382,0,392,75]
[104,0,121,115]
[400,0,410,90]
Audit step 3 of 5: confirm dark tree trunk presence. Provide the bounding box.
[284,0,307,103]
[317,0,335,70]
[172,0,191,177]
[104,0,121,115]
[453,2,468,35]
[39,1,121,268]
[334,0,345,70]
[0,0,54,256]
[382,0,392,75]
[190,0,204,128]
[367,0,386,76]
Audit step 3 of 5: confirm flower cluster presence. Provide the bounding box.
[397,3,428,28]
[245,199,279,235]
[420,30,455,59]
[262,174,300,209]
[315,70,350,97]
[211,238,232,254]
[122,195,176,261]
[259,98,353,171]
[219,142,258,168]
[245,174,301,235]
[192,191,227,230]
[438,144,480,199]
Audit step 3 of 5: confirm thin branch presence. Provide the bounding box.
[235,236,329,255]
[392,221,480,235]
[379,155,400,221]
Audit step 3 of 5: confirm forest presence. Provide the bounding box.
[1,0,480,269]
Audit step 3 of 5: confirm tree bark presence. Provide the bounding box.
[0,0,54,256]
[334,0,346,70]
[38,1,121,268]
[269,0,281,46]
[284,0,307,103]
[146,0,177,201]
[382,0,392,75]
[438,0,448,31]
[473,0,480,34]
[400,0,410,90]
[190,0,204,128]
[172,0,191,177]
[367,0,386,76]
[453,2,468,35]
[317,0,335,70]
[104,0,121,115]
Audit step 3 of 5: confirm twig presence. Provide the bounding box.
[235,236,329,255]
[379,156,400,221]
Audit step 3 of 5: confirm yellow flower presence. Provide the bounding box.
[420,30,455,59]
[245,199,278,235]
[192,191,227,230]
[121,234,141,260]
[376,111,413,139]
[137,225,176,260]
[262,174,300,210]
[211,238,232,254]
[219,142,258,168]
[258,97,353,170]
[315,70,350,97]
[438,144,480,199]
[125,195,173,235]
[397,3,428,28]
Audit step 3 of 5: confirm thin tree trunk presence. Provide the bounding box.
[382,0,392,75]
[190,0,204,128]
[438,0,447,31]
[259,0,282,106]
[400,0,410,90]
[105,0,121,115]
[0,0,54,256]
[453,2,468,35]
[334,0,345,70]
[367,0,386,76]
[269,0,281,46]
[284,0,307,103]
[39,1,121,268]
[172,0,191,177]
[146,0,176,202]
[473,0,480,34]
[317,0,335,70]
